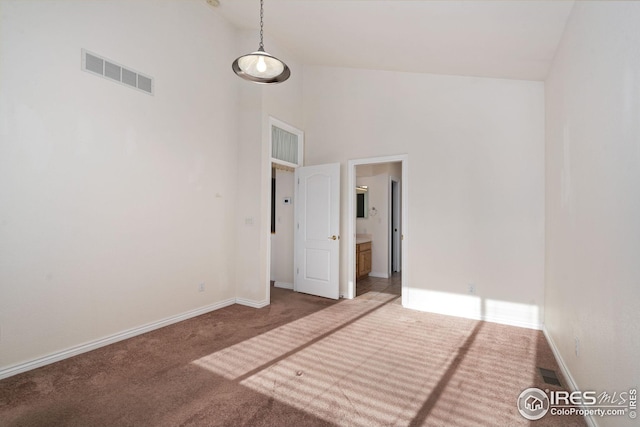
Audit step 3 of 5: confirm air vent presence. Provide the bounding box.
[538,367,562,386]
[81,49,154,95]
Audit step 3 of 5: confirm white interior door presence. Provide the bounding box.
[294,163,340,299]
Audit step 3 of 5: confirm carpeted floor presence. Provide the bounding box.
[0,277,586,427]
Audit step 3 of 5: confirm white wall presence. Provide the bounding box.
[234,52,263,306]
[544,2,640,423]
[270,169,294,286]
[0,0,241,370]
[304,66,545,328]
[233,29,304,306]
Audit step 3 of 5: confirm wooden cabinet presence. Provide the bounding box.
[356,241,372,280]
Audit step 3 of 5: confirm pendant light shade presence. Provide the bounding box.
[232,48,290,83]
[232,0,290,84]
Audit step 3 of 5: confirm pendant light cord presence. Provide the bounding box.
[259,0,264,51]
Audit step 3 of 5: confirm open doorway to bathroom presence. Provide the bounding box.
[348,155,407,303]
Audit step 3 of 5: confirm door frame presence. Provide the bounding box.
[347,154,408,305]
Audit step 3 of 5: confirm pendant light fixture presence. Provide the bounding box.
[232,0,290,84]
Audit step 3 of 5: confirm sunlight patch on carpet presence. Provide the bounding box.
[192,294,542,426]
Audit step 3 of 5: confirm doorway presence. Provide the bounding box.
[266,117,304,304]
[348,155,408,304]
[270,164,295,291]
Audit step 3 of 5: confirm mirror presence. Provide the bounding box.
[356,186,368,218]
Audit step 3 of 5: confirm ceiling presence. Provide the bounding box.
[214,0,575,81]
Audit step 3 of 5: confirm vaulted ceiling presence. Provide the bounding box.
[215,0,575,81]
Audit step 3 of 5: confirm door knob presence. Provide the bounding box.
[329,235,339,240]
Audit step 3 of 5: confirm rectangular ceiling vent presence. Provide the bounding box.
[81,49,154,96]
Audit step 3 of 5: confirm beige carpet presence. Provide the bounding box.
[0,279,586,427]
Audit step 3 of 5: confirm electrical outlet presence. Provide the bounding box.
[198,283,205,292]
[468,284,476,295]
[575,337,580,357]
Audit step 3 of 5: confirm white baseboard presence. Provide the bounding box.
[0,297,237,381]
[404,289,542,330]
[236,298,269,309]
[368,271,389,279]
[482,312,542,330]
[542,326,598,427]
[403,301,542,330]
[274,281,293,290]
